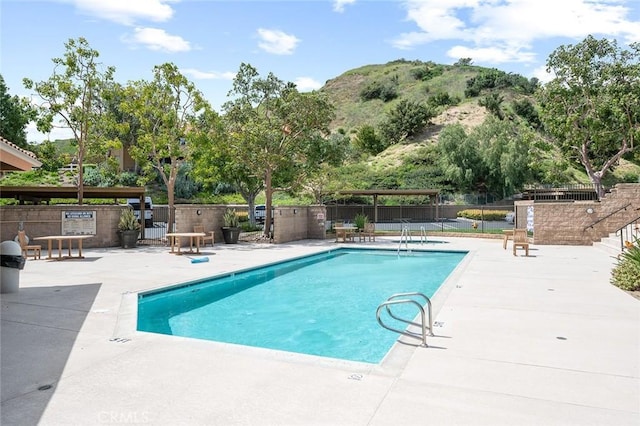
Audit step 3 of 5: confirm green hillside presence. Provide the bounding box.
[319,59,640,198]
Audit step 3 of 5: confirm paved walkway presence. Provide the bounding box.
[1,237,638,425]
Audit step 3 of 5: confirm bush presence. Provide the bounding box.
[457,209,512,221]
[611,258,640,291]
[611,237,640,291]
[360,80,398,102]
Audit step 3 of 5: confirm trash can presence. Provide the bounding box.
[1,240,25,294]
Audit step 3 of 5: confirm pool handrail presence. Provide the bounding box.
[376,292,433,347]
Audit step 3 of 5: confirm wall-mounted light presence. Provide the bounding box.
[293,209,297,214]
[196,209,202,215]
[586,208,594,214]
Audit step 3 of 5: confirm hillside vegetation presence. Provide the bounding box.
[318,59,639,200]
[8,58,639,205]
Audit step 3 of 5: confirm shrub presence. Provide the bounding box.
[611,258,640,291]
[354,125,386,155]
[354,213,369,230]
[223,208,240,228]
[457,209,511,221]
[360,80,398,102]
[611,237,640,291]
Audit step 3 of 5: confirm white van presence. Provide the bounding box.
[127,197,153,228]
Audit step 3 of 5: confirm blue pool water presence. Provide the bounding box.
[137,248,467,363]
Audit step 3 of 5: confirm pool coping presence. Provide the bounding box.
[117,245,474,375]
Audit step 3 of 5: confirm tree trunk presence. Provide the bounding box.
[263,169,273,239]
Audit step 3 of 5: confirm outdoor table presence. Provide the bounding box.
[166,232,206,255]
[334,226,357,243]
[32,235,94,260]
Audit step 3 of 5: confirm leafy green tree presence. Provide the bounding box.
[379,100,434,145]
[512,98,541,128]
[0,74,35,147]
[438,123,487,192]
[190,109,265,223]
[30,140,65,171]
[537,35,640,199]
[120,62,211,228]
[23,37,115,204]
[221,63,337,237]
[438,119,536,198]
[474,118,534,198]
[354,124,386,155]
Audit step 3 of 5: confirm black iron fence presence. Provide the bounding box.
[138,205,174,245]
[326,204,515,233]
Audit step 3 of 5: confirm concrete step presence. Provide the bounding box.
[594,234,623,257]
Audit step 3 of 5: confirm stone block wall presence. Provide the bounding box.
[272,206,326,244]
[517,183,640,245]
[0,205,123,247]
[174,204,228,244]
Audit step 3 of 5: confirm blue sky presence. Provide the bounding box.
[2,0,640,143]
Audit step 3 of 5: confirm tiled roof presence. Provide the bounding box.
[0,136,38,159]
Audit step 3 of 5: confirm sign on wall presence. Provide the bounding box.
[62,211,96,235]
[526,206,534,232]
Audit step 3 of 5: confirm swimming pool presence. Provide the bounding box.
[137,248,467,363]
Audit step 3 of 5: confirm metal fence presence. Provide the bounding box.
[326,204,515,233]
[521,184,605,201]
[138,205,174,245]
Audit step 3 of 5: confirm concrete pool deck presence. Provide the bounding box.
[1,237,638,425]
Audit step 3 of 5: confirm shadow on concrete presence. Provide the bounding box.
[1,282,101,425]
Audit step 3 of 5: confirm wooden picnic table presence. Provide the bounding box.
[166,232,206,255]
[32,235,94,260]
[334,226,357,243]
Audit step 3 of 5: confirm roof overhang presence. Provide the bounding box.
[0,186,145,203]
[0,137,42,171]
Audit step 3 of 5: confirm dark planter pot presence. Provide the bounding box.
[119,230,139,249]
[221,227,241,244]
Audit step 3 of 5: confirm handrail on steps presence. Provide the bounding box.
[583,203,632,231]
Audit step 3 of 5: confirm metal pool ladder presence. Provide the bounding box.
[376,292,433,347]
[397,226,411,255]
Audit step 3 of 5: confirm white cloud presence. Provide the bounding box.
[26,123,73,144]
[394,0,640,64]
[72,0,176,25]
[333,0,356,13]
[181,68,235,80]
[531,64,555,84]
[257,28,300,55]
[293,77,322,92]
[123,27,191,52]
[447,44,537,64]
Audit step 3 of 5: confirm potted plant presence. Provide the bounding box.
[354,213,369,231]
[221,208,241,244]
[118,208,141,249]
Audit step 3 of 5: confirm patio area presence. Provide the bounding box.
[1,237,638,425]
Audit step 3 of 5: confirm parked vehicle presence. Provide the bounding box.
[127,197,153,228]
[505,211,515,224]
[254,204,266,223]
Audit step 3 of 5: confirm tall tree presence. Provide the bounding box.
[222,63,337,238]
[120,63,210,229]
[537,35,640,198]
[0,74,35,147]
[190,112,264,224]
[23,37,115,204]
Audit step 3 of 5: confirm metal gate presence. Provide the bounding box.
[138,205,174,245]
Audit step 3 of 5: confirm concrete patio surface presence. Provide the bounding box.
[1,236,638,425]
